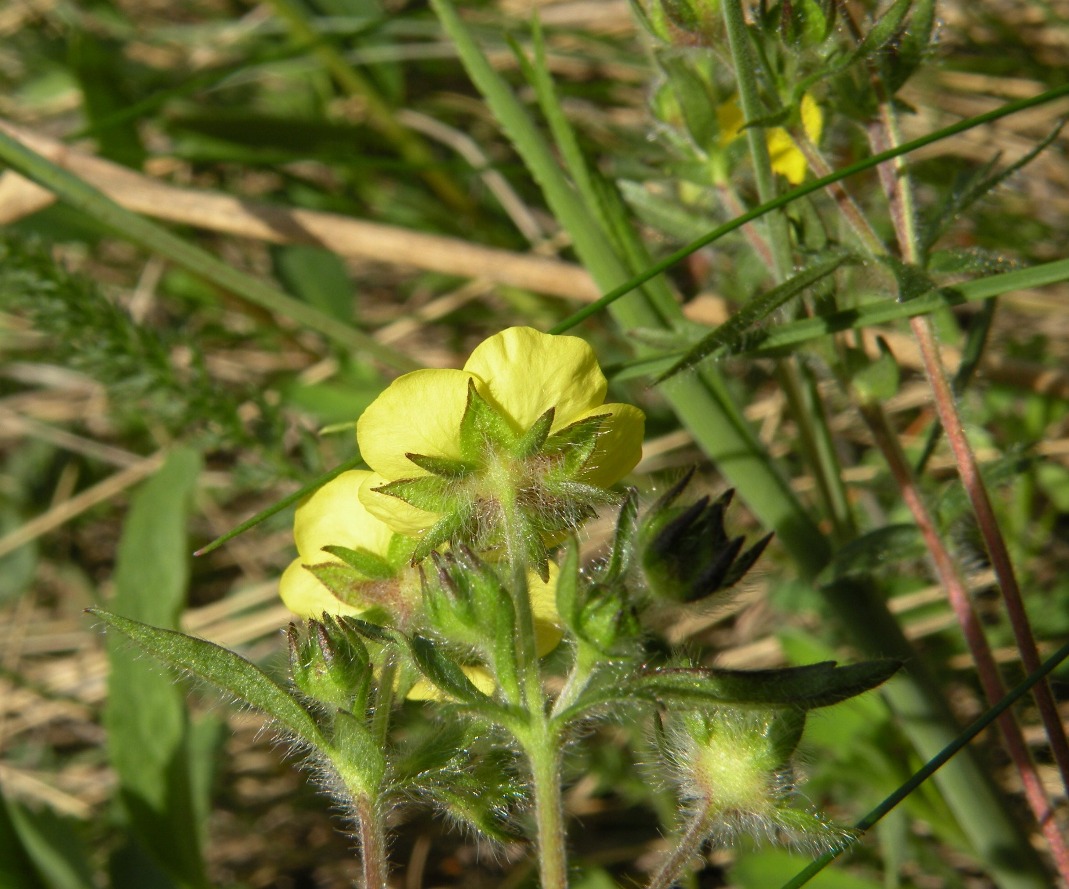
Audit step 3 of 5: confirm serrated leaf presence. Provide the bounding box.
[635,660,901,709]
[91,608,325,748]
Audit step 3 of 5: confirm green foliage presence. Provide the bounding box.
[0,236,284,456]
[5,0,1069,887]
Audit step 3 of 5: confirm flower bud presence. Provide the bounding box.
[639,471,772,604]
[287,615,371,712]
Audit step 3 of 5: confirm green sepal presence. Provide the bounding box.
[514,406,554,459]
[331,709,388,795]
[321,545,395,581]
[422,549,517,667]
[780,0,833,48]
[554,539,582,633]
[578,584,640,656]
[89,608,325,748]
[542,414,607,478]
[305,561,372,610]
[374,474,457,515]
[639,474,770,604]
[410,508,472,563]
[605,487,639,583]
[404,452,477,479]
[459,378,516,461]
[766,706,808,763]
[338,615,394,645]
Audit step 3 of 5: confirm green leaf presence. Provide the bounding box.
[636,660,902,709]
[333,710,388,794]
[658,252,854,381]
[0,786,94,889]
[272,244,355,323]
[105,448,208,889]
[407,635,502,712]
[817,525,927,584]
[92,608,326,749]
[561,660,900,723]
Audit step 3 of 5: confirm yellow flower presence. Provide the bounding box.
[716,94,823,185]
[279,469,422,626]
[280,469,564,700]
[355,327,645,570]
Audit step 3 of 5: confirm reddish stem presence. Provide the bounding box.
[861,404,1069,880]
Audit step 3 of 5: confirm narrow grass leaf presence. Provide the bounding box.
[548,83,1069,334]
[0,792,95,889]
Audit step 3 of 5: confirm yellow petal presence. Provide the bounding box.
[293,470,394,560]
[800,93,823,143]
[358,471,441,535]
[356,368,473,480]
[406,665,496,701]
[279,558,363,619]
[464,327,608,432]
[529,562,563,656]
[716,98,745,146]
[571,403,645,487]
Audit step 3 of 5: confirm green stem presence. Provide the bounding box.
[722,0,853,543]
[645,804,714,889]
[354,793,389,889]
[525,726,568,889]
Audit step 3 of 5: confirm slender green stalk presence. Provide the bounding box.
[525,727,568,889]
[859,403,1069,878]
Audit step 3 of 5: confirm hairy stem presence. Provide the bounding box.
[646,804,714,889]
[354,794,389,889]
